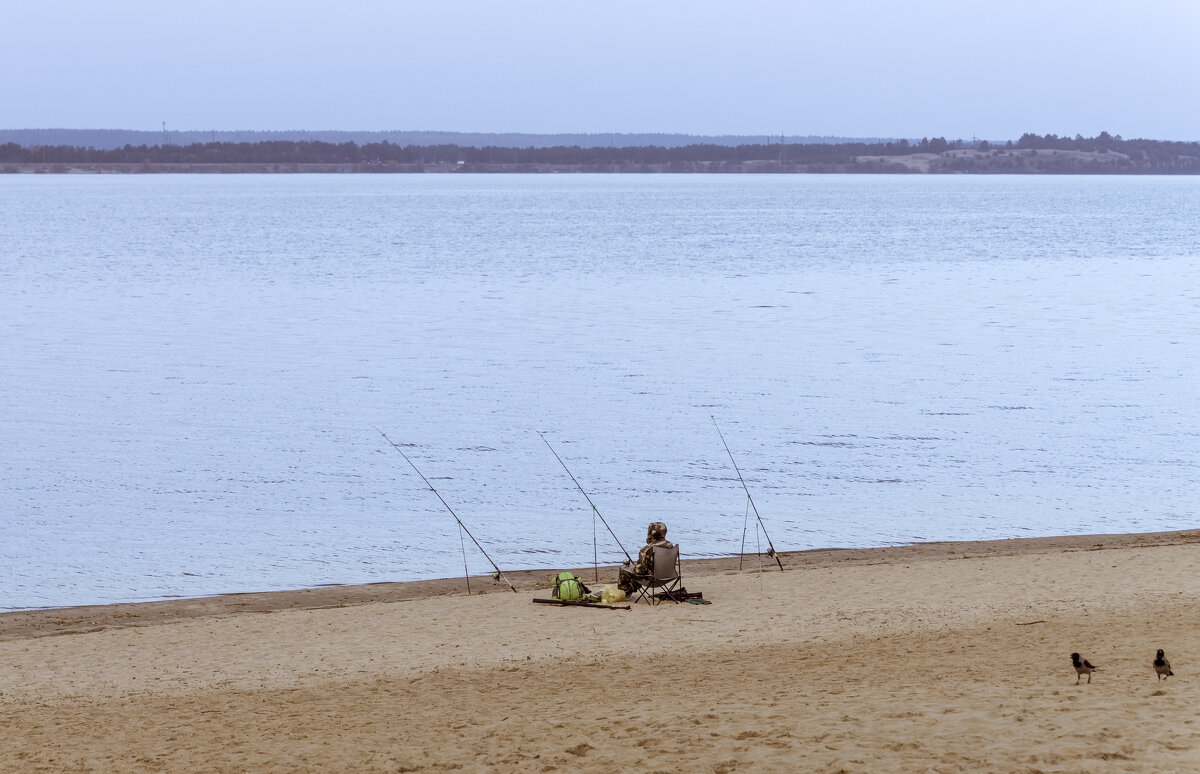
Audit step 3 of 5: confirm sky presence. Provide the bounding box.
[4,0,1198,141]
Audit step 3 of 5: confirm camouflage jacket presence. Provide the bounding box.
[633,538,675,576]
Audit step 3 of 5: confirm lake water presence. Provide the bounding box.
[2,174,1198,609]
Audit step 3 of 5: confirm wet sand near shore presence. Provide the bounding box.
[4,529,1200,771]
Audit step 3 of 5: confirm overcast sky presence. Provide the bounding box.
[4,0,1198,140]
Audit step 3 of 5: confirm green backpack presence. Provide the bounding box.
[552,571,587,603]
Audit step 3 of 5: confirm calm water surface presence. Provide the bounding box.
[2,174,1198,609]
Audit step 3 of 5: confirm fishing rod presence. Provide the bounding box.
[375,429,518,593]
[538,432,633,564]
[712,416,785,571]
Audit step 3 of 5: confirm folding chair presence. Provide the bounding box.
[630,544,682,605]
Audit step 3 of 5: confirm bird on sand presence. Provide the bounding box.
[1153,649,1174,681]
[1071,652,1098,684]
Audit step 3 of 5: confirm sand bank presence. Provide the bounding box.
[4,530,1200,771]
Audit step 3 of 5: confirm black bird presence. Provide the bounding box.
[1071,652,1098,684]
[1154,649,1174,681]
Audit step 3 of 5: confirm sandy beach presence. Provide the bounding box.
[4,530,1200,772]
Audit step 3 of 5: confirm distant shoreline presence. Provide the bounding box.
[6,146,1200,175]
[5,160,1200,175]
[5,132,1199,174]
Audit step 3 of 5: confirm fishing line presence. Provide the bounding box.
[739,494,750,570]
[459,522,471,595]
[757,520,764,594]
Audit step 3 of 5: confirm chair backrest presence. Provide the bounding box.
[651,545,680,581]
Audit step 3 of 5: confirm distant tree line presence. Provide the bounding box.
[2,133,1197,172]
[1013,131,1200,165]
[0,128,894,151]
[0,138,945,165]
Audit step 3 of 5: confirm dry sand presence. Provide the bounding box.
[4,530,1200,772]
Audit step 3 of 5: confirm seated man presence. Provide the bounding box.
[617,521,674,595]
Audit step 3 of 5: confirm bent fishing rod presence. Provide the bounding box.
[538,432,633,564]
[375,429,517,592]
[712,416,785,571]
